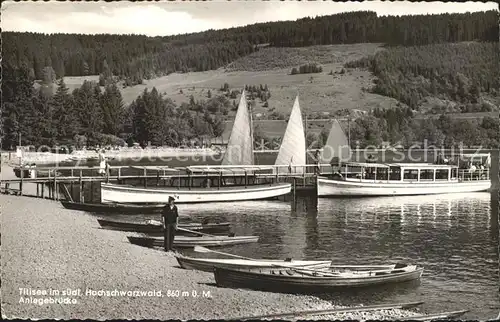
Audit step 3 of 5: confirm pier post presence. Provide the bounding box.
[41,183,45,199]
[491,150,499,190]
[79,170,83,203]
[36,183,39,197]
[19,166,24,196]
[90,180,94,203]
[53,175,57,200]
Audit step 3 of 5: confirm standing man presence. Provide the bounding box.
[162,196,179,252]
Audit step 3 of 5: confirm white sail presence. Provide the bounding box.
[221,90,254,165]
[274,96,306,174]
[319,119,351,164]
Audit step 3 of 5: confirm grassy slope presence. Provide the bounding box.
[53,43,497,140]
[59,44,399,114]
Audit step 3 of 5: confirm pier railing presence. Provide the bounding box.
[1,163,494,201]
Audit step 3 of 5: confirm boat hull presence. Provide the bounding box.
[317,177,491,197]
[127,235,259,248]
[97,219,231,235]
[214,266,424,293]
[176,255,332,272]
[101,182,291,204]
[61,201,163,214]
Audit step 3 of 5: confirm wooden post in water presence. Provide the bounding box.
[53,175,57,200]
[79,170,83,203]
[90,179,93,203]
[41,182,45,199]
[491,150,499,190]
[19,165,24,196]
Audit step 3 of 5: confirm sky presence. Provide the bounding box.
[2,1,498,37]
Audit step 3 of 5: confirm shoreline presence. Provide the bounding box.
[1,192,420,320]
[1,148,220,166]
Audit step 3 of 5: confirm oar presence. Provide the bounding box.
[194,246,340,275]
[176,226,234,237]
[194,246,257,260]
[176,227,216,237]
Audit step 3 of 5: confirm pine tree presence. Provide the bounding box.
[101,83,125,136]
[72,81,104,144]
[51,79,78,142]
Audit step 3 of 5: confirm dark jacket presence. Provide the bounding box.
[162,204,179,225]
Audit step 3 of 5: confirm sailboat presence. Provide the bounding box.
[316,119,491,197]
[274,96,306,174]
[100,90,292,204]
[318,119,351,166]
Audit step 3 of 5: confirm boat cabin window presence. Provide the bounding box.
[403,169,418,180]
[435,169,449,180]
[451,168,458,179]
[419,169,434,180]
[389,167,401,180]
[376,168,388,180]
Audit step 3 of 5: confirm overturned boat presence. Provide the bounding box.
[61,201,164,214]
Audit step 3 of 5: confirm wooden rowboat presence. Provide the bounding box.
[127,235,259,248]
[175,254,332,272]
[61,201,163,214]
[97,219,231,235]
[214,265,423,293]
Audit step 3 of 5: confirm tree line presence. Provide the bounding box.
[291,63,323,75]
[303,107,499,149]
[1,65,228,149]
[3,10,497,81]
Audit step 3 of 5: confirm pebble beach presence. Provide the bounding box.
[1,163,421,320]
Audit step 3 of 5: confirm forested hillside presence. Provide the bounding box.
[3,10,497,82]
[345,42,499,113]
[1,65,228,149]
[2,10,498,150]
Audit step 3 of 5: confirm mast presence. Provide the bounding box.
[347,117,351,148]
[247,88,255,164]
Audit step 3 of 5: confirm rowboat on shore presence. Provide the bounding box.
[61,201,164,214]
[175,254,332,272]
[97,219,231,235]
[127,235,259,248]
[214,264,424,293]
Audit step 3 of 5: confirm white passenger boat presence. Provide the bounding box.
[317,161,491,197]
[101,180,291,203]
[101,90,292,204]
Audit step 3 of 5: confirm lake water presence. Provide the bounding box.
[101,191,500,320]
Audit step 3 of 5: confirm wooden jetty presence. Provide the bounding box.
[0,164,322,203]
[1,149,498,202]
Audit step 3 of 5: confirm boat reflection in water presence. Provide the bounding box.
[310,192,497,319]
